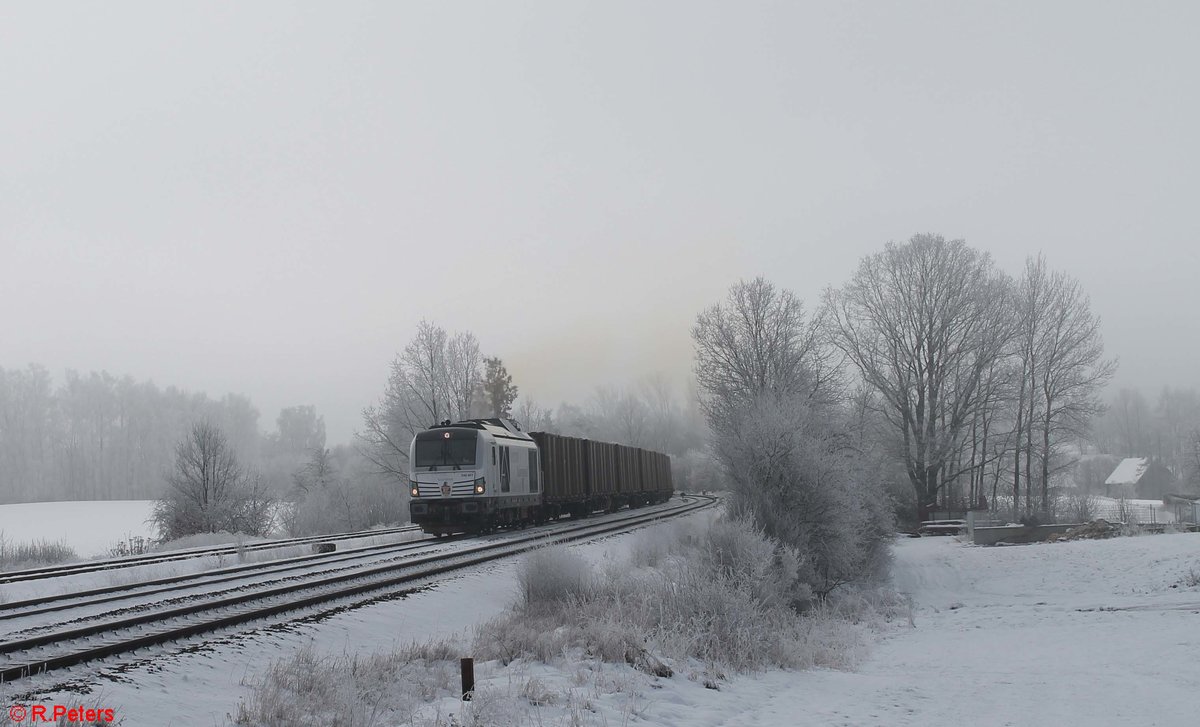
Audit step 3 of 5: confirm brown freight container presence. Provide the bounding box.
[613,444,639,495]
[639,448,658,494]
[530,432,587,502]
[585,440,618,497]
[659,452,674,495]
[531,432,673,506]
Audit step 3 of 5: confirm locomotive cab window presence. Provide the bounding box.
[414,430,477,470]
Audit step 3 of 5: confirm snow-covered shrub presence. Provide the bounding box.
[234,640,461,727]
[713,392,892,596]
[0,532,77,571]
[107,534,152,558]
[518,547,594,610]
[1060,491,1099,523]
[475,518,883,674]
[282,476,407,536]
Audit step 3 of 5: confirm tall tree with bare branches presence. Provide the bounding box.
[359,321,484,483]
[446,332,482,421]
[693,276,839,430]
[825,234,1015,518]
[1031,266,1116,511]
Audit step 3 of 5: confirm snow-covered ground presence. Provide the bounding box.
[5,524,1200,726]
[0,500,157,558]
[410,532,1200,726]
[0,511,707,725]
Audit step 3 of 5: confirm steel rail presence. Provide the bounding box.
[0,534,464,621]
[0,496,713,683]
[0,525,422,585]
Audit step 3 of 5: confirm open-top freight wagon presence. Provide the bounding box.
[407,418,673,536]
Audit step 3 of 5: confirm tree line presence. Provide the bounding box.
[0,367,261,504]
[0,366,338,506]
[692,234,1117,529]
[825,235,1115,520]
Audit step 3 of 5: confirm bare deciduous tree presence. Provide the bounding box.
[1187,429,1200,492]
[153,421,274,540]
[359,322,487,483]
[1031,268,1116,511]
[403,320,450,425]
[446,332,482,421]
[825,234,1015,518]
[693,278,891,595]
[274,405,326,456]
[1098,388,1152,457]
[693,277,838,430]
[513,396,554,432]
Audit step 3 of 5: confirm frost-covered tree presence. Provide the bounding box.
[153,421,274,540]
[693,277,838,429]
[826,235,1015,518]
[446,332,483,421]
[1187,430,1200,493]
[713,393,891,595]
[274,405,326,456]
[359,321,485,482]
[1027,264,1115,511]
[281,445,408,535]
[513,396,554,432]
[694,278,890,595]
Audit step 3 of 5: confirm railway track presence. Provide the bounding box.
[0,524,423,586]
[0,532,462,622]
[0,495,714,683]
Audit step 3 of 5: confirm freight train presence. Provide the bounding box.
[407,418,673,536]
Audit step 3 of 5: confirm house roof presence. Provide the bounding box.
[1105,457,1148,486]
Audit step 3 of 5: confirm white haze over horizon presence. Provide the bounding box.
[2,2,1197,443]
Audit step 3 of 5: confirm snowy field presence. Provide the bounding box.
[405,532,1200,726]
[0,500,157,558]
[5,523,1200,726]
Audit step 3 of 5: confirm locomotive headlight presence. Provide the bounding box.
[474,477,486,494]
[410,481,419,497]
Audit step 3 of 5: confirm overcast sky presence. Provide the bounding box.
[2,1,1197,443]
